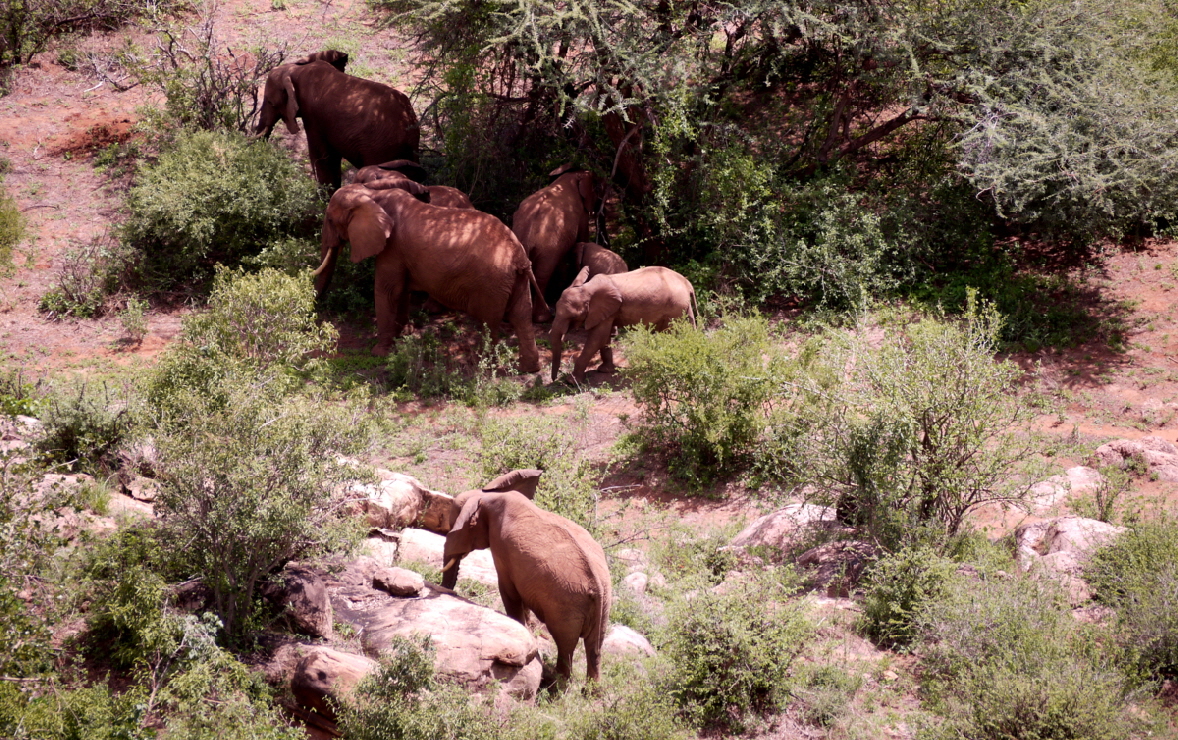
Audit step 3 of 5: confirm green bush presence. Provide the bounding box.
[1087,520,1178,677]
[122,129,321,288]
[38,234,137,319]
[623,315,783,484]
[146,267,336,416]
[36,381,135,474]
[860,546,960,649]
[567,675,691,740]
[478,412,597,529]
[916,577,1140,740]
[0,0,173,73]
[0,682,152,740]
[0,186,21,273]
[659,571,810,732]
[153,381,367,639]
[0,367,41,416]
[789,665,862,729]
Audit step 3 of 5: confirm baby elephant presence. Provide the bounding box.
[551,266,696,382]
[574,242,627,279]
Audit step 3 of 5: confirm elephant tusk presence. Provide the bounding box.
[442,557,457,572]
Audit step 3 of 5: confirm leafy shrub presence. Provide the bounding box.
[0,186,21,273]
[153,381,367,639]
[0,0,174,73]
[386,327,473,400]
[119,295,149,344]
[789,665,862,729]
[36,381,134,474]
[39,233,137,318]
[1087,520,1178,677]
[0,367,41,416]
[478,411,597,529]
[659,571,810,732]
[338,636,503,740]
[917,577,1140,740]
[122,129,321,288]
[646,522,743,587]
[0,682,152,740]
[860,546,959,648]
[146,267,336,416]
[567,674,691,740]
[623,315,783,484]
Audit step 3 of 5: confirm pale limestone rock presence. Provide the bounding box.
[621,572,648,596]
[397,528,498,587]
[613,548,648,573]
[291,646,378,720]
[603,625,655,657]
[372,567,425,597]
[727,503,837,553]
[1028,466,1105,510]
[264,565,333,639]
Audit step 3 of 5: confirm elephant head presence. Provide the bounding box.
[550,268,621,380]
[302,49,348,72]
[312,181,428,297]
[440,470,543,588]
[549,163,600,220]
[256,51,348,138]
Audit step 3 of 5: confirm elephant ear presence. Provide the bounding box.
[280,69,300,134]
[576,172,598,214]
[585,276,623,330]
[571,265,591,288]
[548,162,575,180]
[482,469,542,500]
[452,495,483,533]
[327,187,393,262]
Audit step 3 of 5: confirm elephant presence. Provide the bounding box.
[551,266,697,382]
[256,50,420,190]
[574,242,627,280]
[511,164,600,322]
[440,483,611,686]
[313,183,548,371]
[353,160,474,210]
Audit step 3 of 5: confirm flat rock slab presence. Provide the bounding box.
[398,528,499,587]
[727,503,837,553]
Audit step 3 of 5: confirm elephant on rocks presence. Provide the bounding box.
[441,477,610,686]
[550,265,697,383]
[256,50,420,190]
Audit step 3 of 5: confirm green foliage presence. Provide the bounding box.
[0,682,152,740]
[860,546,960,648]
[0,185,21,272]
[121,129,321,289]
[916,577,1140,740]
[0,367,41,417]
[1087,520,1178,677]
[36,381,134,474]
[119,295,148,344]
[789,665,863,729]
[622,315,783,484]
[386,327,473,401]
[146,267,336,416]
[152,381,367,639]
[566,676,691,740]
[804,296,1040,550]
[338,636,503,740]
[646,522,743,587]
[659,571,810,732]
[477,411,597,529]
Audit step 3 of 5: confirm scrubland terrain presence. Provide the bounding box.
[4,0,1178,739]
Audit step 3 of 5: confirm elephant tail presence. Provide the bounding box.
[688,286,699,329]
[527,266,550,317]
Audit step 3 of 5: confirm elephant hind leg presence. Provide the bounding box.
[550,629,579,690]
[507,271,540,373]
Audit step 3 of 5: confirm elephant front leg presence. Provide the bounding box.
[373,267,408,355]
[597,346,616,374]
[573,321,614,383]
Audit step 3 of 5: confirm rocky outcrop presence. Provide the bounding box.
[263,564,333,639]
[352,471,454,534]
[602,625,655,657]
[1015,516,1125,604]
[1027,466,1105,511]
[327,557,541,700]
[726,503,837,555]
[1092,436,1178,482]
[372,566,425,597]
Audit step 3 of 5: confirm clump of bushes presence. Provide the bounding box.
[659,570,811,733]
[36,381,135,474]
[859,546,960,649]
[121,129,321,290]
[38,233,137,319]
[0,185,21,273]
[1087,520,1178,678]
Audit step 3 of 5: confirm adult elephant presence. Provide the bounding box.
[313,183,547,372]
[441,482,610,686]
[551,266,697,382]
[511,164,599,322]
[256,51,419,190]
[353,160,474,210]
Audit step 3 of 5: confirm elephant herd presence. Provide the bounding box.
[258,50,698,381]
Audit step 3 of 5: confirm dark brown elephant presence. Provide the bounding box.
[256,51,419,190]
[511,164,599,322]
[551,266,697,382]
[314,183,547,371]
[574,242,628,280]
[441,478,610,686]
[353,160,474,210]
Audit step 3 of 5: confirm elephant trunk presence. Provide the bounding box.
[550,316,570,381]
[313,220,342,298]
[440,553,464,590]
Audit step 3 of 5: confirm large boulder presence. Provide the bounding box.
[372,566,425,597]
[290,646,378,720]
[726,503,837,555]
[1091,436,1178,481]
[1027,466,1105,511]
[602,625,655,657]
[263,564,333,639]
[1015,516,1125,604]
[397,528,499,587]
[354,472,455,533]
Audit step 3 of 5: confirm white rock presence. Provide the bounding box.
[602,625,655,657]
[372,566,425,597]
[1028,466,1105,510]
[727,503,836,553]
[291,646,378,720]
[613,548,648,573]
[622,572,648,596]
[363,537,400,567]
[397,528,498,587]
